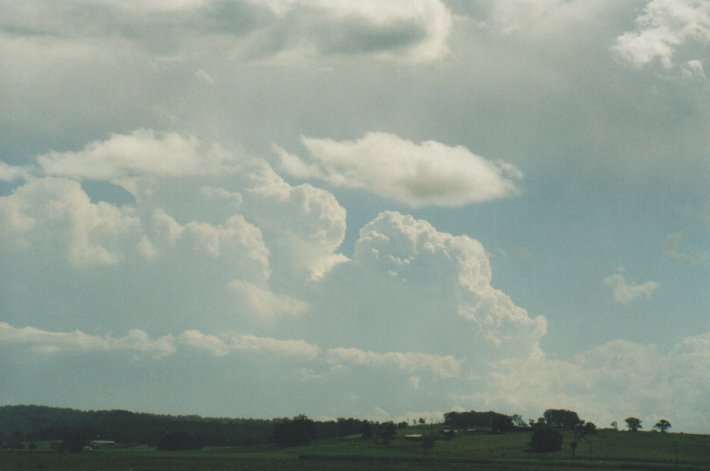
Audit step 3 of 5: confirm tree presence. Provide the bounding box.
[654,419,671,433]
[359,421,373,440]
[610,421,618,431]
[491,414,514,433]
[625,417,642,432]
[271,415,316,447]
[511,414,527,429]
[543,409,580,430]
[530,428,563,453]
[375,422,396,444]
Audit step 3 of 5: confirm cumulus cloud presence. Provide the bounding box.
[0,162,32,182]
[0,0,451,63]
[0,322,176,358]
[325,347,460,379]
[277,133,522,208]
[612,0,710,69]
[178,330,230,357]
[604,270,659,303]
[241,162,348,280]
[468,331,710,433]
[231,334,322,361]
[228,280,309,321]
[0,178,141,266]
[353,211,547,352]
[38,129,240,186]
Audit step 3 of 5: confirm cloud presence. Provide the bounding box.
[0,178,141,266]
[37,129,239,184]
[352,211,547,353]
[178,330,230,357]
[277,133,522,208]
[325,347,460,379]
[604,270,659,302]
[0,162,32,182]
[612,0,710,69]
[468,331,710,433]
[231,334,321,361]
[491,0,615,38]
[662,233,706,265]
[251,0,452,63]
[228,280,309,321]
[681,59,707,79]
[0,0,452,63]
[241,162,348,281]
[0,322,176,358]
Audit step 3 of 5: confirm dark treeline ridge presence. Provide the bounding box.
[0,405,369,447]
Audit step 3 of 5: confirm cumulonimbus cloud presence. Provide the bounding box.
[276,132,522,208]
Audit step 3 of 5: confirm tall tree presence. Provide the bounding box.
[654,419,671,433]
[625,417,642,432]
[543,409,580,430]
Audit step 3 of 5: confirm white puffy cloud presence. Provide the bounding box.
[0,162,32,182]
[0,130,353,338]
[352,211,546,352]
[0,178,141,266]
[150,209,271,283]
[179,329,230,357]
[0,322,176,358]
[681,59,707,79]
[468,331,710,433]
[277,133,522,208]
[325,347,460,379]
[604,270,659,303]
[228,280,309,321]
[241,162,348,281]
[231,334,321,361]
[0,0,451,63]
[612,0,710,69]
[38,129,239,185]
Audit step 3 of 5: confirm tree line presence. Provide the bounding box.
[0,405,673,453]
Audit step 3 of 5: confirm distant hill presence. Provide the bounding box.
[0,405,273,446]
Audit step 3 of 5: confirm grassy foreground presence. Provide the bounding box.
[2,429,708,470]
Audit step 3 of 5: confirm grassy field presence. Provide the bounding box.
[2,429,708,470]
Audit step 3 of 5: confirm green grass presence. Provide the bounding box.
[2,429,708,470]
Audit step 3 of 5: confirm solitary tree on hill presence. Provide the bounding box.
[654,419,671,433]
[625,417,642,432]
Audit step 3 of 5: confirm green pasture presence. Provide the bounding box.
[2,429,708,470]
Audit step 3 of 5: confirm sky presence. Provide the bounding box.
[0,0,709,433]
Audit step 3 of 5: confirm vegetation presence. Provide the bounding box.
[156,431,203,451]
[655,419,672,433]
[271,415,316,447]
[530,427,563,452]
[626,417,643,431]
[1,405,707,471]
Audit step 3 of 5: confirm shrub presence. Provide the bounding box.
[530,428,563,453]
